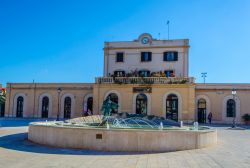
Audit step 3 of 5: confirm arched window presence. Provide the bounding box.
[197,98,206,123]
[87,97,93,114]
[41,96,49,118]
[16,96,24,118]
[166,94,178,121]
[136,93,147,115]
[227,99,236,117]
[107,93,118,113]
[0,103,4,117]
[198,99,206,108]
[64,97,71,119]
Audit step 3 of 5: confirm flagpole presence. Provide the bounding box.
[167,20,170,40]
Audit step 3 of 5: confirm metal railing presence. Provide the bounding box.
[95,77,195,84]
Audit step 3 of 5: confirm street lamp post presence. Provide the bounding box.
[57,88,62,121]
[232,88,237,128]
[201,72,207,84]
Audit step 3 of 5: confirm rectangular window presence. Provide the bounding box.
[116,52,124,62]
[139,70,150,77]
[141,52,152,62]
[114,71,125,77]
[163,52,178,61]
[164,70,175,77]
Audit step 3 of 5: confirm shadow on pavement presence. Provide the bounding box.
[0,132,158,156]
[0,118,54,127]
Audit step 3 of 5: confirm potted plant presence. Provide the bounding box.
[0,88,6,104]
[242,114,250,125]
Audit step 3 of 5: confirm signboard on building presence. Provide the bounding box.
[133,87,152,93]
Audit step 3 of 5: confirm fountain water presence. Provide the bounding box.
[28,114,217,152]
[104,116,165,129]
[193,122,199,130]
[159,122,163,130]
[106,122,110,130]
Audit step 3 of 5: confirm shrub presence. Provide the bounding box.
[242,114,250,122]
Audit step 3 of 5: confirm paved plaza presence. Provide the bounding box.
[0,119,250,168]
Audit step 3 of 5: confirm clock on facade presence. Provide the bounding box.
[141,37,149,44]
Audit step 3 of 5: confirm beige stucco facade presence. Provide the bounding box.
[5,83,93,118]
[104,33,189,77]
[5,83,195,121]
[3,33,250,124]
[195,84,250,123]
[93,84,195,121]
[4,82,250,123]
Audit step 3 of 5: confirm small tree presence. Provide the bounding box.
[242,114,250,124]
[0,88,6,105]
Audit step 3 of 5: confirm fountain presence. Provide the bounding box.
[159,122,163,130]
[106,122,110,130]
[28,98,217,152]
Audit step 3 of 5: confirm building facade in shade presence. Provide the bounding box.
[3,33,250,123]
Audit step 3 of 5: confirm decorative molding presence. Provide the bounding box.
[105,46,190,50]
[195,95,211,122]
[162,91,182,121]
[13,93,27,117]
[222,95,241,122]
[60,93,76,119]
[83,93,93,114]
[132,93,151,115]
[38,93,53,118]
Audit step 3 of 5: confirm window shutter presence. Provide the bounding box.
[147,71,150,77]
[174,52,178,61]
[141,52,144,61]
[163,52,166,61]
[149,52,152,61]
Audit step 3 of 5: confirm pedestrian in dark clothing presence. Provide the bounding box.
[208,112,212,124]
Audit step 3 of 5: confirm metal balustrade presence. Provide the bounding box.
[95,77,195,84]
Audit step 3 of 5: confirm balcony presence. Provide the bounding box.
[95,77,195,85]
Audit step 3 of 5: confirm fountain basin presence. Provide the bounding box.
[28,122,217,152]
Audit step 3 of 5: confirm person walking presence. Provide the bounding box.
[208,112,213,124]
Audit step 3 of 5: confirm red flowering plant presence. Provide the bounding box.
[0,88,6,105]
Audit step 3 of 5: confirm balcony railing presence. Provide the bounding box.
[95,77,195,84]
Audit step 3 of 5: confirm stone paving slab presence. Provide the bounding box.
[0,122,250,168]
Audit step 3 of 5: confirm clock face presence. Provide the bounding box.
[141,37,149,44]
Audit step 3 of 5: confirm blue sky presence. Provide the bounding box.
[1,0,250,86]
